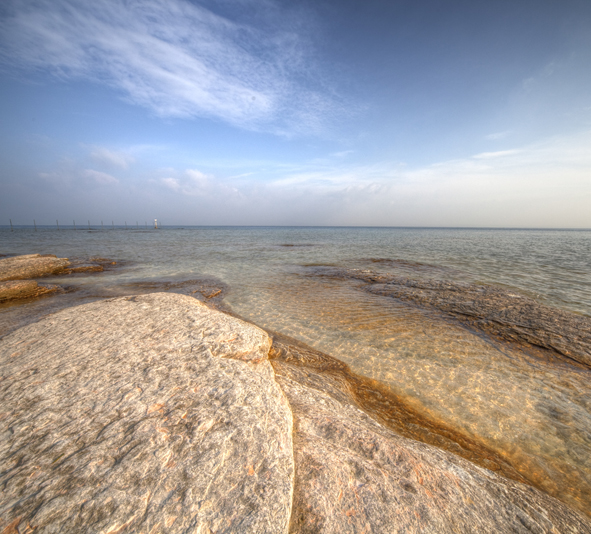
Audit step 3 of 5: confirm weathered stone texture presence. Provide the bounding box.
[0,280,59,302]
[275,370,591,533]
[0,293,294,533]
[1,290,590,533]
[0,254,71,282]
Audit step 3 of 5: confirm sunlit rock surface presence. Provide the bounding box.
[0,293,294,533]
[0,274,228,340]
[1,291,590,532]
[0,280,59,302]
[0,254,71,281]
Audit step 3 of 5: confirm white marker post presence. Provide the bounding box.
[154,218,158,229]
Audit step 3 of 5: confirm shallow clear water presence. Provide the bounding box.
[1,226,591,513]
[2,226,589,310]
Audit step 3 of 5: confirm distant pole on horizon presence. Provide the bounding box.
[145,221,147,229]
[101,220,104,230]
[74,220,76,231]
[125,221,127,230]
[34,219,37,232]
[88,220,91,230]
[112,221,114,229]
[9,219,13,232]
[56,220,59,231]
[136,221,138,229]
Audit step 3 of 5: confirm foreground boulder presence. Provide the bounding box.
[0,254,70,282]
[1,293,590,533]
[0,293,294,533]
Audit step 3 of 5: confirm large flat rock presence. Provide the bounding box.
[0,254,71,282]
[0,293,294,533]
[2,290,589,533]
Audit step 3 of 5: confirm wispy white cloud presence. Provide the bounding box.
[228,172,255,179]
[186,169,208,188]
[160,168,219,197]
[29,129,591,227]
[83,169,118,184]
[0,0,338,135]
[330,150,354,158]
[522,61,557,93]
[247,131,591,227]
[161,177,181,191]
[39,164,119,187]
[473,149,521,160]
[485,131,511,141]
[89,146,134,169]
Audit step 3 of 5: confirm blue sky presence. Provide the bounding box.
[1,0,590,227]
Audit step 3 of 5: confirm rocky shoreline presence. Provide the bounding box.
[1,254,590,532]
[1,293,590,533]
[0,254,117,303]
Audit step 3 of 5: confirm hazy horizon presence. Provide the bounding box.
[3,224,591,231]
[1,0,590,228]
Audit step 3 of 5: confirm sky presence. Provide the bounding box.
[1,0,590,227]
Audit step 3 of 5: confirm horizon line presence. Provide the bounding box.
[1,225,590,231]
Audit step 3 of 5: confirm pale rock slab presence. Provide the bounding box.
[277,373,591,533]
[268,337,591,533]
[0,293,294,533]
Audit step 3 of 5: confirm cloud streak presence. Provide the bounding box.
[252,131,591,227]
[83,169,118,185]
[20,127,591,228]
[0,0,336,134]
[89,146,134,169]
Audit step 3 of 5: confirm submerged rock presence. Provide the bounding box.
[62,256,121,274]
[0,280,59,301]
[63,263,104,273]
[304,265,591,517]
[0,254,70,281]
[307,266,591,369]
[121,277,227,307]
[0,293,294,533]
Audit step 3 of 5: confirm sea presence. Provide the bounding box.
[1,225,589,360]
[1,225,591,513]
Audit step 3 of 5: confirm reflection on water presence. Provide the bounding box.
[1,226,590,515]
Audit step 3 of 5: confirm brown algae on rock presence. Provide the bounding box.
[0,280,60,302]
